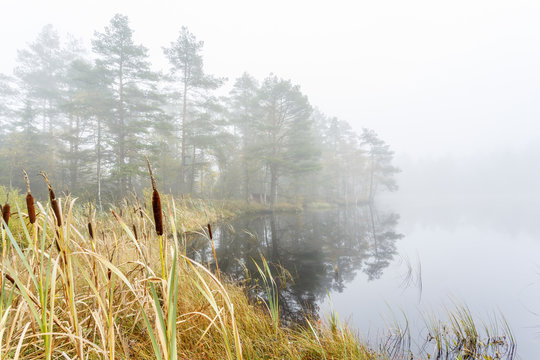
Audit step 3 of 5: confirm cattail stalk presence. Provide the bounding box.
[22,169,40,257]
[146,156,166,279]
[208,223,220,280]
[1,203,9,228]
[146,157,163,236]
[22,169,36,224]
[40,171,62,227]
[39,172,81,358]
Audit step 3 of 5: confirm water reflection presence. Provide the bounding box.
[186,205,403,323]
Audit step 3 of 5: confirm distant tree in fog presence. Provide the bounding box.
[255,75,316,209]
[0,16,399,205]
[92,14,165,198]
[163,26,224,194]
[227,73,260,202]
[361,128,400,201]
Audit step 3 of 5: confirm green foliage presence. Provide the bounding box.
[92,14,166,199]
[253,256,280,334]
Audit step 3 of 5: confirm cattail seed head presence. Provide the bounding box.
[207,224,213,239]
[146,156,163,236]
[26,194,36,224]
[51,200,62,227]
[2,203,10,227]
[40,171,62,226]
[111,210,120,222]
[22,170,36,224]
[88,222,94,240]
[152,189,163,236]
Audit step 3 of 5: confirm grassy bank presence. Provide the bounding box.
[0,184,516,359]
[0,185,377,359]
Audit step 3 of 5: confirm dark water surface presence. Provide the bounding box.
[188,198,540,358]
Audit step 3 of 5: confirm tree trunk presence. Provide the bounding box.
[270,164,278,212]
[242,130,250,203]
[368,152,375,202]
[118,57,126,198]
[189,147,196,194]
[97,116,102,210]
[180,73,188,194]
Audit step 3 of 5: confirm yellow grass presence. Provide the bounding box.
[0,192,377,360]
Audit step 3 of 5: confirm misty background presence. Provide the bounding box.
[2,0,539,162]
[2,1,540,356]
[2,0,539,242]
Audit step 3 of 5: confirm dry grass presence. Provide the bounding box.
[0,187,376,359]
[0,175,516,359]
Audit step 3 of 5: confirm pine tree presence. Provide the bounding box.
[13,25,66,184]
[228,73,260,201]
[92,14,164,198]
[256,75,316,209]
[360,128,400,201]
[163,27,224,194]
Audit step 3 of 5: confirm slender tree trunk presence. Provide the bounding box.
[97,117,102,210]
[368,151,375,202]
[119,59,126,197]
[200,159,204,195]
[69,115,80,191]
[189,147,196,194]
[180,74,188,194]
[242,128,250,203]
[270,165,278,212]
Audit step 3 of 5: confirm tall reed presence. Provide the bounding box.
[146,156,166,279]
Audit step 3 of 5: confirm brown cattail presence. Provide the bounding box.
[22,169,36,224]
[146,157,163,236]
[26,194,36,224]
[40,171,62,227]
[111,210,120,222]
[2,203,10,227]
[52,200,62,226]
[88,222,94,240]
[132,224,138,241]
[207,223,213,239]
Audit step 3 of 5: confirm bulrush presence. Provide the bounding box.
[207,223,213,239]
[40,171,62,227]
[145,156,166,279]
[208,223,220,280]
[2,201,10,227]
[22,169,36,224]
[145,156,163,236]
[88,222,94,240]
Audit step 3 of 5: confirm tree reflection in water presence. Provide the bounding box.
[186,205,403,324]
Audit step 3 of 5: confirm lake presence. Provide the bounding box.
[187,196,540,358]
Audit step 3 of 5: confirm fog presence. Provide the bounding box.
[2,0,540,161]
[2,1,540,357]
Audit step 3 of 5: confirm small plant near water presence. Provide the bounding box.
[253,256,280,334]
[377,303,516,359]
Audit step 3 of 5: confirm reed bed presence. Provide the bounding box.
[0,172,376,360]
[0,173,516,359]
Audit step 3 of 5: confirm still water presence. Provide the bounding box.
[188,196,540,358]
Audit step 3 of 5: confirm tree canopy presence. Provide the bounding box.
[0,14,398,205]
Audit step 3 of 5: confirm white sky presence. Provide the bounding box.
[1,0,540,159]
